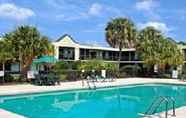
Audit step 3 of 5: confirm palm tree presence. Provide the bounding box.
[0,39,13,82]
[137,26,184,72]
[160,37,183,66]
[137,26,163,65]
[3,25,53,77]
[105,18,137,65]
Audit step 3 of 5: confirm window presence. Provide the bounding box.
[59,47,75,60]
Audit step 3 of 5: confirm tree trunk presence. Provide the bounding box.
[20,64,29,81]
[20,56,34,81]
[2,63,5,84]
[118,46,122,70]
[20,64,30,81]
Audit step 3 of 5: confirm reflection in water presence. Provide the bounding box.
[52,92,87,112]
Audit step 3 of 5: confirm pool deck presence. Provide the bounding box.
[0,109,25,118]
[144,106,186,118]
[0,78,186,96]
[0,78,186,118]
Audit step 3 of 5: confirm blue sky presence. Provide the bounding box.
[0,0,186,46]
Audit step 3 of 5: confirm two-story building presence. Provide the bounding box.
[1,34,186,74]
[52,34,143,67]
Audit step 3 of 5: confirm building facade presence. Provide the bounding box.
[1,34,186,74]
[52,34,143,67]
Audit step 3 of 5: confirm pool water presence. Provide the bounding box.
[0,84,186,118]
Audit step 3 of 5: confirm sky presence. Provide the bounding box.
[0,0,186,46]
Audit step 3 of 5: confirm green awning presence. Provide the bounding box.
[32,55,57,64]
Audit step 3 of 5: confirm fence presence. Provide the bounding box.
[1,69,173,83]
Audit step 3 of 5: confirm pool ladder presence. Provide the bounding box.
[86,76,96,90]
[139,96,176,118]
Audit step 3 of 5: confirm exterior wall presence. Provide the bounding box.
[178,44,186,63]
[53,35,186,69]
[54,45,59,60]
[53,35,142,64]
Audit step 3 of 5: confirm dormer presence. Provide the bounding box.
[53,34,79,47]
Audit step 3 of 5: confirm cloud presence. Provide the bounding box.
[88,3,102,16]
[0,3,35,21]
[56,3,103,21]
[82,28,105,33]
[138,21,172,34]
[135,0,160,20]
[56,12,88,21]
[135,0,158,11]
[55,2,121,22]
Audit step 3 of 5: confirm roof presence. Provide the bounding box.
[79,43,136,51]
[56,34,78,44]
[53,34,136,51]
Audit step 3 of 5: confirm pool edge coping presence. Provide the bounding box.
[0,108,26,118]
[1,80,186,97]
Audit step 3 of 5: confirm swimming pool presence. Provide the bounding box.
[0,83,186,118]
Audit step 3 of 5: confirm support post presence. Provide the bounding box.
[172,99,176,116]
[165,101,168,118]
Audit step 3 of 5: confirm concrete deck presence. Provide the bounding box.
[0,109,25,118]
[0,78,186,96]
[0,78,186,118]
[144,106,186,118]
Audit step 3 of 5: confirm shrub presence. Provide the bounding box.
[53,61,69,70]
[120,65,141,77]
[54,61,82,70]
[4,74,14,82]
[104,62,118,71]
[53,60,119,81]
[78,60,105,71]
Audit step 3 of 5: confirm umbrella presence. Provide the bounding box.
[32,55,58,72]
[33,55,57,64]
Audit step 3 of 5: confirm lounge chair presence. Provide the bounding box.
[54,73,60,85]
[95,75,115,82]
[95,75,106,82]
[180,74,186,81]
[86,76,96,89]
[33,74,43,85]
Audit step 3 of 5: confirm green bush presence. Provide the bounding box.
[4,74,14,82]
[54,61,81,71]
[104,62,118,71]
[53,61,69,70]
[59,74,67,81]
[52,60,119,81]
[120,65,141,77]
[78,60,118,71]
[78,60,105,71]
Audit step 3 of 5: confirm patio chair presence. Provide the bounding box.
[34,74,43,85]
[46,72,60,86]
[95,75,106,82]
[95,75,114,82]
[47,72,56,86]
[86,75,96,89]
[54,73,60,85]
[180,74,186,81]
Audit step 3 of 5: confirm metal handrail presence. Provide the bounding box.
[145,96,164,114]
[142,96,176,118]
[165,96,176,117]
[86,76,96,90]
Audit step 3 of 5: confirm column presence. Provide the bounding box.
[54,46,59,60]
[75,47,80,61]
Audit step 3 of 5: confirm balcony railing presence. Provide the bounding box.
[79,54,139,61]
